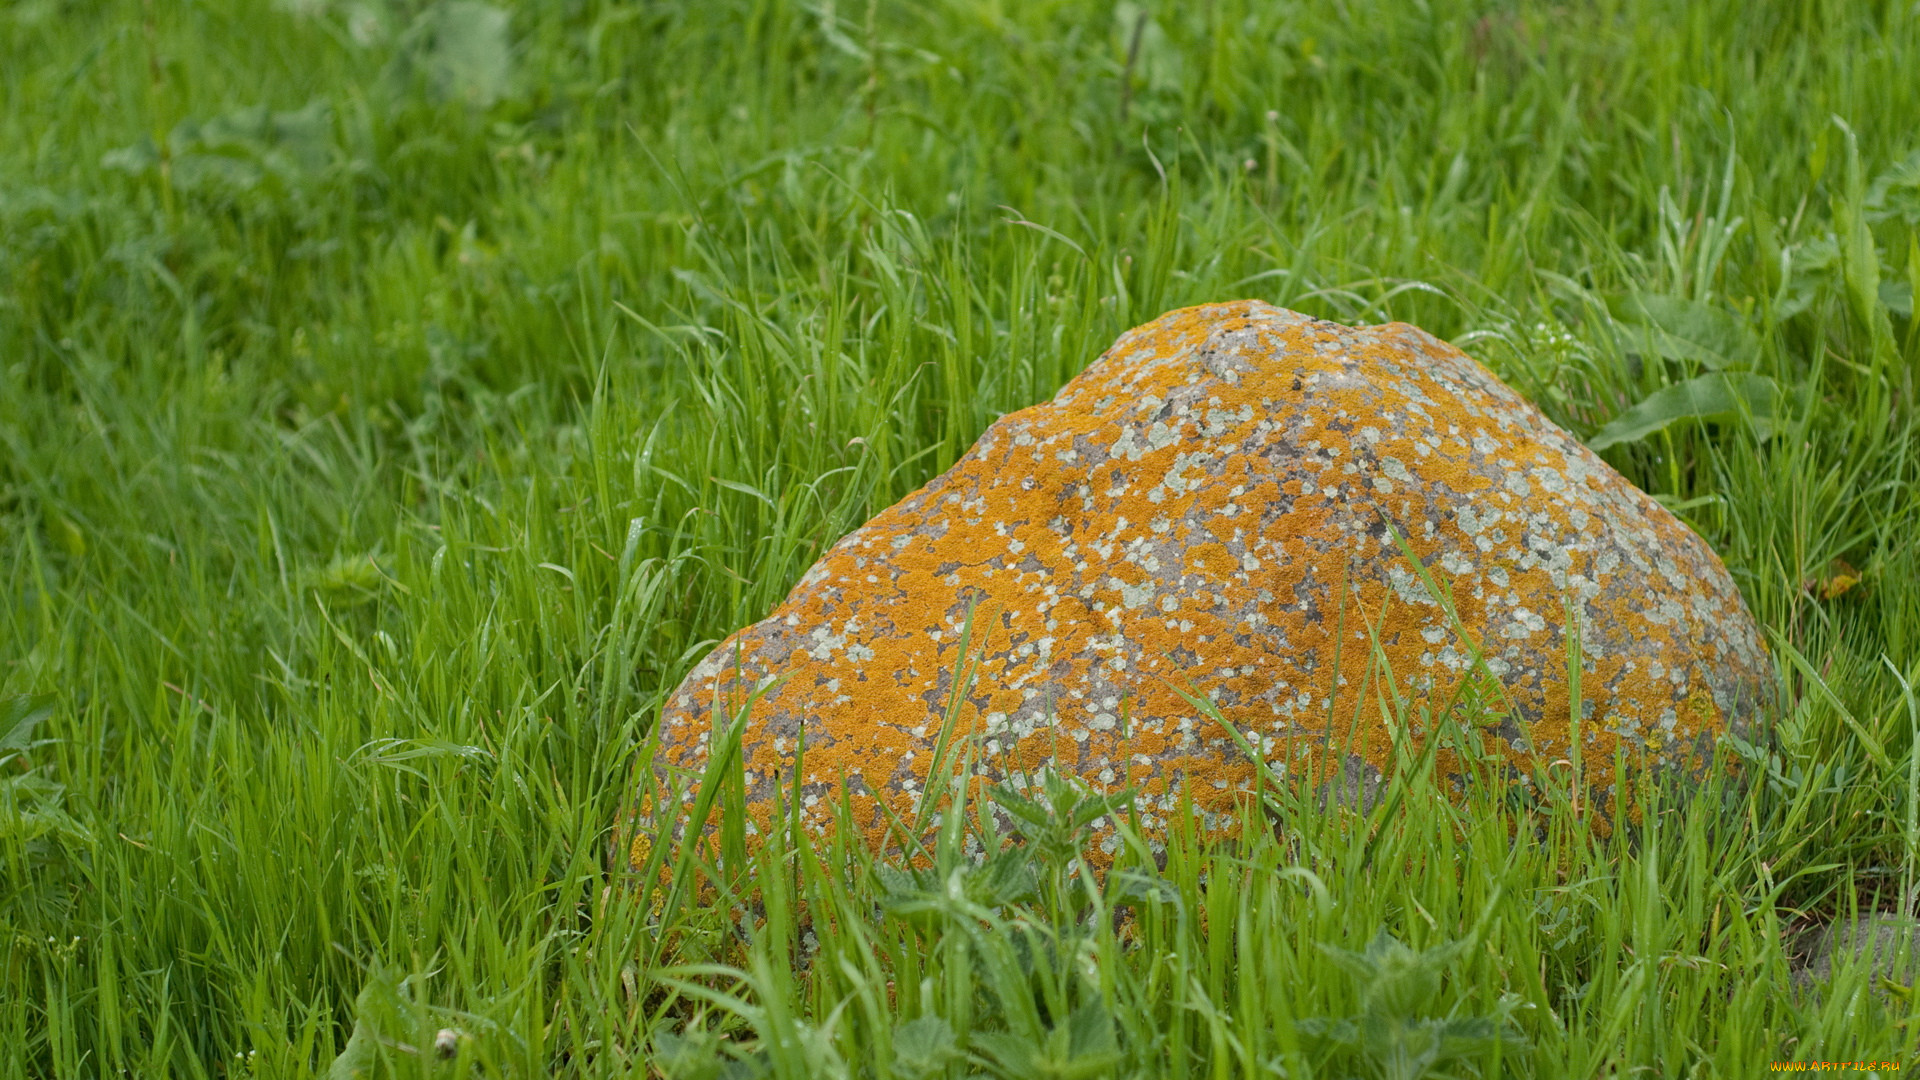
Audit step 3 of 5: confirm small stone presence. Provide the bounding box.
[642,301,1771,857]
[1791,914,1920,1006]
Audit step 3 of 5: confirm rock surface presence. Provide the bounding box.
[642,301,1771,858]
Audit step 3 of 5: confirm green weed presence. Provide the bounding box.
[4,0,1920,1074]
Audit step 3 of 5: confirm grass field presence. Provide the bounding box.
[4,0,1920,1075]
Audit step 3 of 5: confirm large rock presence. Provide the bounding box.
[643,301,1770,857]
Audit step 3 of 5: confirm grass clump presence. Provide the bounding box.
[3,0,1920,1074]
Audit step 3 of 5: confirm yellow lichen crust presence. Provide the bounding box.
[647,301,1771,860]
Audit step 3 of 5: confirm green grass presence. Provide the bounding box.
[4,0,1920,1074]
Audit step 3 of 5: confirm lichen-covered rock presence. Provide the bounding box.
[644,301,1771,857]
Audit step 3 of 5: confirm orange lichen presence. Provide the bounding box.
[643,301,1772,864]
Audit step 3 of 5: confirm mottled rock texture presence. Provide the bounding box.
[643,301,1771,857]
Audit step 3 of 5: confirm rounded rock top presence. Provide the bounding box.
[644,300,1772,857]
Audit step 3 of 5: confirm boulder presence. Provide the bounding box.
[642,301,1771,859]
